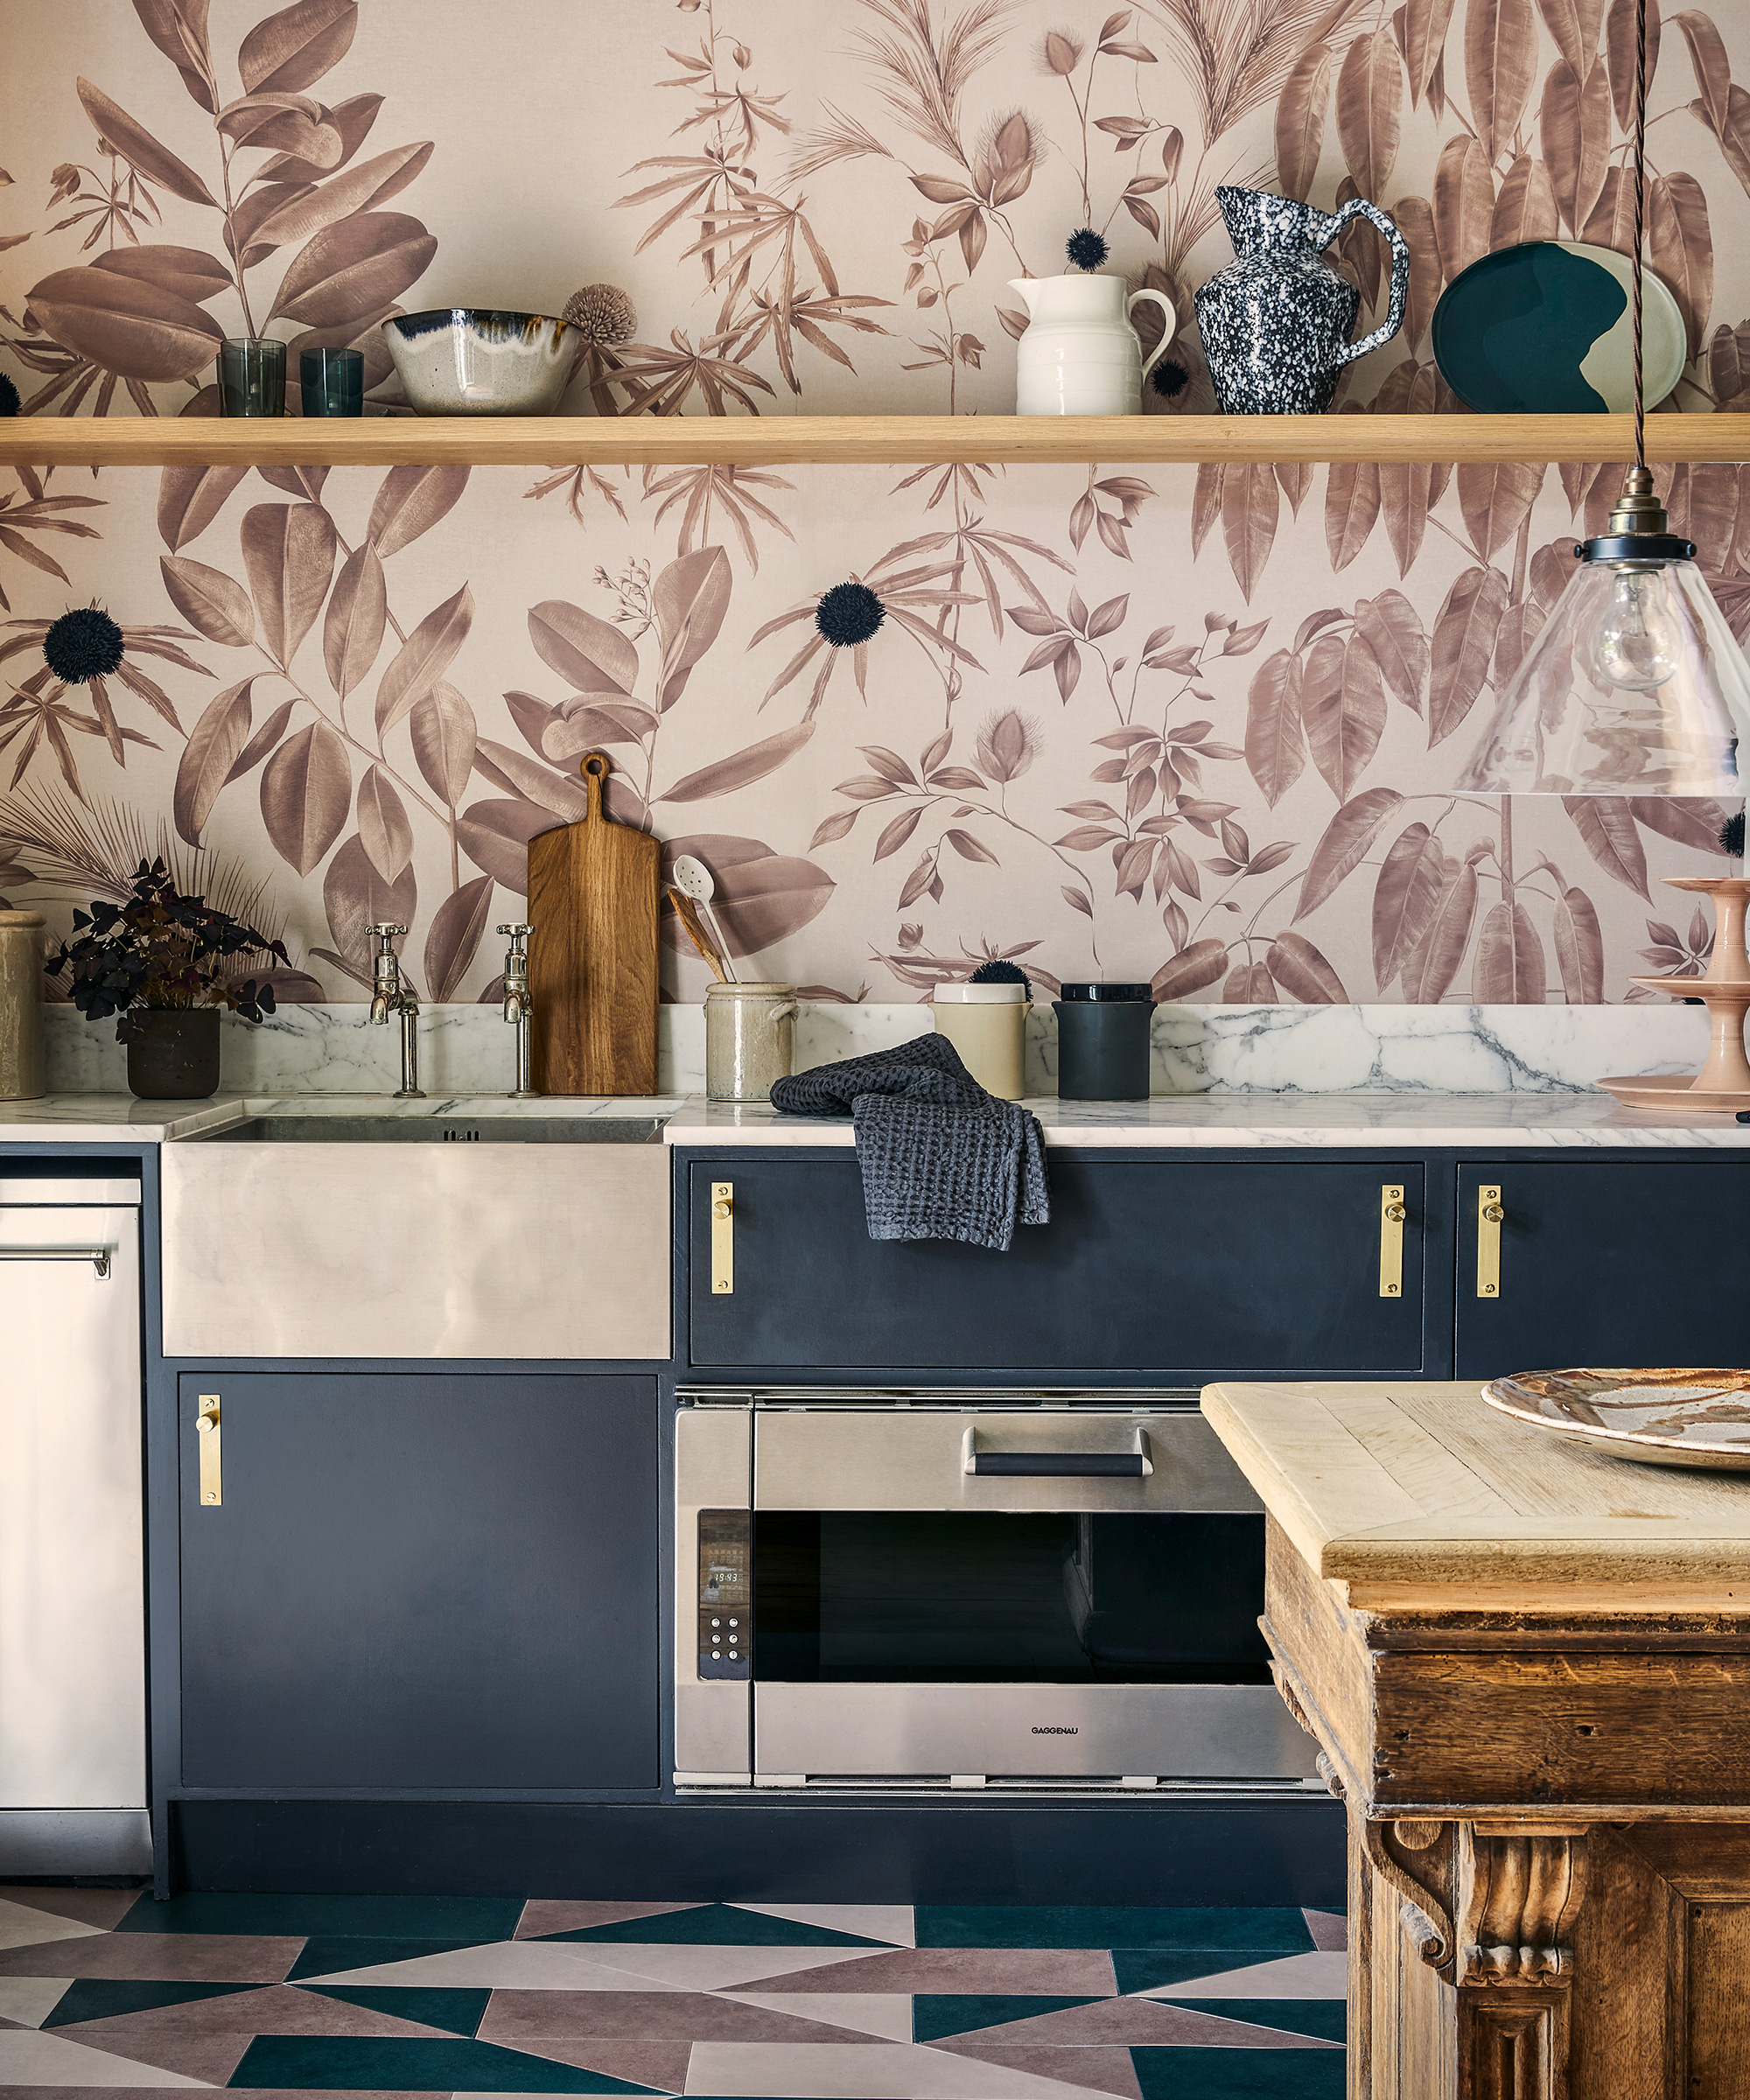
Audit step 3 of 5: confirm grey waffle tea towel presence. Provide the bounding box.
[769,1033,1049,1250]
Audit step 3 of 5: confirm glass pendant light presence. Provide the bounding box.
[1456,0,1750,797]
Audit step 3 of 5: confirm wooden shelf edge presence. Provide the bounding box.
[1,411,1746,469]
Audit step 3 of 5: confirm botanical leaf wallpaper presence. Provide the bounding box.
[0,0,1746,1007]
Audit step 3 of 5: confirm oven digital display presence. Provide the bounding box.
[697,1508,751,1679]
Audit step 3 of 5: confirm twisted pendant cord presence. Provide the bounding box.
[1633,0,1648,474]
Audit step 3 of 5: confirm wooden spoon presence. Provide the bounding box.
[668,888,727,983]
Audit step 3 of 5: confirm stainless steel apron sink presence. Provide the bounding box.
[196,1115,667,1144]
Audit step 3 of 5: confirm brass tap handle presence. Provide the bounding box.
[369,922,408,951]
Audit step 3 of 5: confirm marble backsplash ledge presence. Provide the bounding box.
[39,1001,1716,1099]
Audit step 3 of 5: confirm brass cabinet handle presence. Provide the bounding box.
[196,1394,221,1506]
[1477,1185,1503,1298]
[1378,1185,1407,1297]
[710,1182,733,1296]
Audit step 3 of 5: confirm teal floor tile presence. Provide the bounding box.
[1114,1944,1320,1994]
[1179,2000,1347,2044]
[538,1902,887,1948]
[300,1984,493,2037]
[917,1907,1316,1952]
[912,1993,1102,2041]
[288,1936,502,1981]
[119,1892,522,1940]
[45,1979,262,2026]
[228,2034,665,2090]
[1132,2047,1348,2097]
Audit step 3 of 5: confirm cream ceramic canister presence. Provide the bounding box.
[931,981,1026,1099]
[705,981,798,1102]
[0,910,46,1101]
[1010,275,1176,416]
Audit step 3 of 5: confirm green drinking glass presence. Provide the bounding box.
[218,337,285,417]
[300,346,364,417]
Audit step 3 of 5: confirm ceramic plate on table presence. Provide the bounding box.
[1432,241,1688,414]
[1484,1367,1750,1470]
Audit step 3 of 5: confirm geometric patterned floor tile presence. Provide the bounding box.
[287,1940,506,1984]
[116,1897,523,1944]
[738,1953,1116,1998]
[907,2007,1101,2040]
[515,1909,704,1944]
[1176,2002,1347,2046]
[534,1910,892,1952]
[0,1905,109,1956]
[1139,1956,1348,2002]
[475,1992,888,2047]
[54,2026,251,2084]
[683,2038,1134,2097]
[1300,1911,1347,1955]
[914,1912,1315,1955]
[0,1893,144,1935]
[300,1987,491,2038]
[930,2002,1334,2054]
[1131,2045,1348,2096]
[45,1983,265,2027]
[0,1978,75,2029]
[298,1947,886,1996]
[501,2039,693,2093]
[0,1939,304,1984]
[53,1989,466,2042]
[918,2041,1142,2100]
[732,1909,915,1951]
[721,1998,914,2044]
[226,2034,667,2091]
[0,2028,207,2085]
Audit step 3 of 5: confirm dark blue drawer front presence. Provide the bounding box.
[689,1156,1427,1376]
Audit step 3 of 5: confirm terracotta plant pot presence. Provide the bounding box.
[126,1006,221,1100]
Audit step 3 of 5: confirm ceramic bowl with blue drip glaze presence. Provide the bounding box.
[382,308,576,416]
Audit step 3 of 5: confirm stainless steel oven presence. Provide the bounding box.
[675,1392,1318,1791]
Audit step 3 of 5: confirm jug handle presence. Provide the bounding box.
[767,1000,799,1023]
[1126,289,1177,385]
[1325,198,1410,368]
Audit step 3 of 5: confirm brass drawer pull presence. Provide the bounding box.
[1477,1185,1503,1298]
[1379,1185,1406,1298]
[196,1394,221,1506]
[710,1182,733,1296]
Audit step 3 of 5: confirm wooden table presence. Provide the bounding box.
[1201,1379,1750,2100]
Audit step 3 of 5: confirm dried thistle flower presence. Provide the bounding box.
[45,605,124,682]
[1722,810,1745,857]
[1151,358,1190,398]
[0,373,18,417]
[561,283,637,346]
[1066,228,1109,270]
[816,580,886,648]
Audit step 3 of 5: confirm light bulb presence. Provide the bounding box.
[1583,567,1685,692]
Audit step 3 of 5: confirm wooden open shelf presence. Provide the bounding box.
[1,412,1746,470]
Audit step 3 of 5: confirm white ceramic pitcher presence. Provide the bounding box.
[1010,275,1176,416]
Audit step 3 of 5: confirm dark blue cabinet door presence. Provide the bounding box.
[178,1374,657,1789]
[689,1156,1427,1374]
[1455,1160,1750,1377]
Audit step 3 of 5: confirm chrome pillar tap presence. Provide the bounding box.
[367,923,424,1098]
[498,923,536,1098]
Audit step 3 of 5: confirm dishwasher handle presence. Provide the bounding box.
[0,1246,110,1278]
[961,1425,1153,1478]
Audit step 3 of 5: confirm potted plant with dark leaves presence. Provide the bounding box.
[51,858,288,1100]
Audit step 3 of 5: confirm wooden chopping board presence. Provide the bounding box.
[527,752,660,1095]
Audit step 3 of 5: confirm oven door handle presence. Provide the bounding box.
[960,1426,1153,1478]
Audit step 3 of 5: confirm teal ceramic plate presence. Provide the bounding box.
[1432,241,1687,414]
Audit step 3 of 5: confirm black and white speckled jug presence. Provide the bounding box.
[1194,186,1410,415]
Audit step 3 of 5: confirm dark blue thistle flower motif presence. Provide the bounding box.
[1066,228,1109,271]
[44,605,125,683]
[970,957,1032,1001]
[1722,810,1745,858]
[816,580,886,648]
[0,373,19,417]
[1151,358,1190,399]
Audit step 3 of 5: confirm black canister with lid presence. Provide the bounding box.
[1053,982,1154,1100]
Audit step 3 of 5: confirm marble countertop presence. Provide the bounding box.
[3,1088,1749,1149]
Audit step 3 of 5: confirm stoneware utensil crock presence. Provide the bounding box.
[705,982,797,1102]
[1194,186,1410,414]
[1010,274,1176,415]
[0,909,45,1100]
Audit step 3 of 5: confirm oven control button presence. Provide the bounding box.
[728,1618,738,1627]
[711,1617,721,1627]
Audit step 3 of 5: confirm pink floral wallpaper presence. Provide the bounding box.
[0,0,1746,1005]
